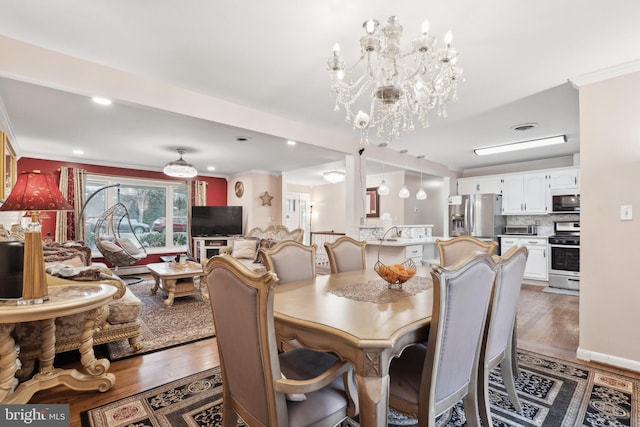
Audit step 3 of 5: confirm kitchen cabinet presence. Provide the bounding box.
[502,172,547,215]
[500,237,548,281]
[405,245,423,264]
[457,176,503,195]
[548,168,579,190]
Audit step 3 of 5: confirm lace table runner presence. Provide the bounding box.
[330,276,432,304]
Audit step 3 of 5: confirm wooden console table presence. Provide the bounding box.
[147,262,207,307]
[0,284,117,404]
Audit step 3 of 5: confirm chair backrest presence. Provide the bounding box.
[205,255,287,426]
[485,245,528,365]
[436,236,497,267]
[422,253,497,416]
[260,240,316,284]
[325,236,366,274]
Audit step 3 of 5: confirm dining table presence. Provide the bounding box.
[273,267,434,427]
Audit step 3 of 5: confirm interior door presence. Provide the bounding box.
[284,193,301,232]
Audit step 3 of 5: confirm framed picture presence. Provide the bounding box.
[366,187,380,218]
[0,132,16,201]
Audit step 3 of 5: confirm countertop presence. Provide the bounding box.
[365,237,447,246]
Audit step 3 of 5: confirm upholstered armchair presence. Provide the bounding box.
[388,253,498,427]
[204,255,357,426]
[436,235,498,267]
[324,236,366,274]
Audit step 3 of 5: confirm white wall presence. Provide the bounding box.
[310,182,346,234]
[578,70,640,371]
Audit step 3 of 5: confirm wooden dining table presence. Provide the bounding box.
[273,268,434,427]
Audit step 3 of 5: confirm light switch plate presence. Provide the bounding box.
[620,205,633,220]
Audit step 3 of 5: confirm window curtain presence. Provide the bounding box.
[56,167,86,242]
[187,180,207,256]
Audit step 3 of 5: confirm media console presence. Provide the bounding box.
[193,236,229,262]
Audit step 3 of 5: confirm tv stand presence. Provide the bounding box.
[193,236,229,262]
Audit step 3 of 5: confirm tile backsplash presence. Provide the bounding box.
[506,214,580,236]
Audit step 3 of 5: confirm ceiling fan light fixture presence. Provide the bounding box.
[164,149,198,178]
[474,135,566,156]
[323,170,346,183]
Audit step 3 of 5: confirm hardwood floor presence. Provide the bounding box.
[27,283,635,427]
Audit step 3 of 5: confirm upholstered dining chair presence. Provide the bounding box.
[324,236,366,274]
[436,235,498,267]
[478,245,529,426]
[260,240,317,285]
[205,255,357,427]
[388,253,498,427]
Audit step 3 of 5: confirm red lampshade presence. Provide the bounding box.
[0,170,73,212]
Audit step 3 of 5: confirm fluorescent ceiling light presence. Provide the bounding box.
[474,135,566,156]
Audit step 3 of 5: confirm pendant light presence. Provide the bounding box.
[416,169,427,200]
[377,163,389,196]
[398,183,410,198]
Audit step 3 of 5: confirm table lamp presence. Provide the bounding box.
[0,170,73,304]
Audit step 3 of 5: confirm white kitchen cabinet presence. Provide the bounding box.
[548,168,579,190]
[457,176,503,195]
[405,245,424,264]
[500,237,548,281]
[502,172,547,215]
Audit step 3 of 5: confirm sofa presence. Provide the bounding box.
[221,225,303,273]
[13,241,143,379]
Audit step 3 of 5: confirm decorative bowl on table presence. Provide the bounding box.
[374,259,417,289]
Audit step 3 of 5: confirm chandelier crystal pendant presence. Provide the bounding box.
[164,149,198,178]
[327,16,464,144]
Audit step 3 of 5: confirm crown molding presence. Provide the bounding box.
[569,59,640,88]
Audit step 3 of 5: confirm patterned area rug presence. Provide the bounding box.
[82,350,639,426]
[105,278,215,360]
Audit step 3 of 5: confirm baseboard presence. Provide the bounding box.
[577,347,640,373]
[112,265,149,276]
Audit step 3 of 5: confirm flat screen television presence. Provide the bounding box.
[191,206,243,237]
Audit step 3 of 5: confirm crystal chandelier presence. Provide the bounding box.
[164,149,198,178]
[327,16,464,144]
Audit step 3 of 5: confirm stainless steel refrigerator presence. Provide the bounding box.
[449,194,505,238]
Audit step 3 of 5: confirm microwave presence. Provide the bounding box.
[551,190,580,213]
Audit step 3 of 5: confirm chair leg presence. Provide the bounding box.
[478,362,492,427]
[462,391,482,427]
[500,353,523,412]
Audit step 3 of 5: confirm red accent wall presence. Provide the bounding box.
[17,157,228,265]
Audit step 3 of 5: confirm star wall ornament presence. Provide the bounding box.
[260,191,274,206]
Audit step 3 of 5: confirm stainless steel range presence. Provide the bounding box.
[548,221,580,290]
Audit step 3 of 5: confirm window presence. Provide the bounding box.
[84,175,188,253]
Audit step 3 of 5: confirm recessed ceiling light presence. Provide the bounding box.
[287,140,297,146]
[235,136,249,142]
[72,149,84,155]
[207,166,216,171]
[399,149,408,154]
[474,135,567,156]
[512,122,538,132]
[92,96,112,105]
[378,142,388,147]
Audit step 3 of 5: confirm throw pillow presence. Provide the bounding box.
[255,238,278,263]
[99,240,123,253]
[119,238,143,255]
[233,238,258,259]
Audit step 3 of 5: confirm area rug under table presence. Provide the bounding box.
[105,279,215,360]
[81,349,640,427]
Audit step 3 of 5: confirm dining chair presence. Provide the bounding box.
[204,255,357,427]
[478,245,528,426]
[260,240,317,284]
[388,253,498,427]
[324,236,366,274]
[436,235,498,267]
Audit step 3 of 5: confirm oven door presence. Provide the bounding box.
[549,244,580,276]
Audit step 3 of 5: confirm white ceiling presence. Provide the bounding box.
[0,1,639,185]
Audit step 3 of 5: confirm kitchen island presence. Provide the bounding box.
[365,237,447,268]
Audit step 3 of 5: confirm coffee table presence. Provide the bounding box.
[147,262,208,307]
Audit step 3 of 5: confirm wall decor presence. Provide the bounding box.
[1,132,16,200]
[366,187,380,218]
[260,191,274,206]
[234,181,244,198]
